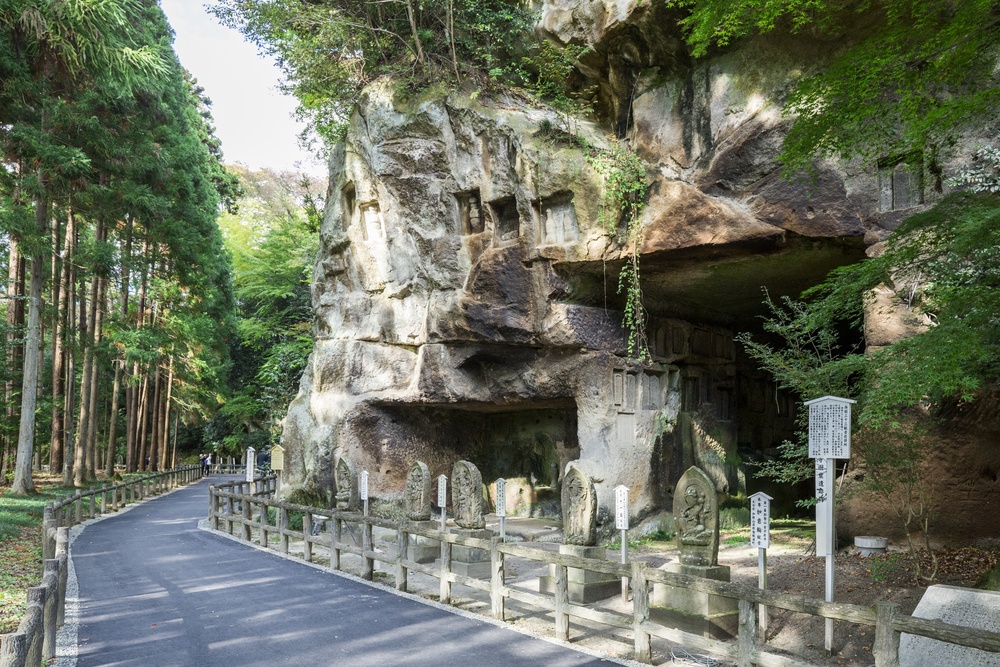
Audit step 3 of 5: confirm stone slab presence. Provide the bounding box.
[538,544,619,604]
[651,561,737,638]
[899,585,1000,667]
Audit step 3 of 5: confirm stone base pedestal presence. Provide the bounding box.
[651,562,738,639]
[451,528,493,578]
[538,545,620,603]
[406,521,440,564]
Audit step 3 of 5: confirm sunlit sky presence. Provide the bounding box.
[158,0,326,176]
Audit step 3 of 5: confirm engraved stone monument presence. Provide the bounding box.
[539,465,619,603]
[652,466,738,638]
[900,585,1000,666]
[334,457,359,511]
[449,460,492,577]
[404,461,439,564]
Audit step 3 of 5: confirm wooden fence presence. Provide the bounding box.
[209,480,1000,667]
[0,466,202,667]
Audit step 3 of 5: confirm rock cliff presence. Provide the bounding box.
[278,0,976,535]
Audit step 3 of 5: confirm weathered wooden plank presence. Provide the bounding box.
[498,543,628,577]
[504,587,555,612]
[565,603,631,630]
[640,620,737,660]
[893,614,1000,653]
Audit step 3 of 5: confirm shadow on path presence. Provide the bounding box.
[71,477,617,667]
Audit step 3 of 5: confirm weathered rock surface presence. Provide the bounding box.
[275,0,989,537]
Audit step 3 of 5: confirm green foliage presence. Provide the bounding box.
[210,0,533,146]
[867,552,903,584]
[213,166,322,456]
[522,42,593,114]
[719,507,751,530]
[666,0,1000,171]
[586,139,650,360]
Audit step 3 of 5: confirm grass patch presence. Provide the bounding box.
[0,474,82,633]
[725,534,751,546]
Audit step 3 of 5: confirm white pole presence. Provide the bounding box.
[825,457,835,653]
[621,529,628,602]
[758,546,768,635]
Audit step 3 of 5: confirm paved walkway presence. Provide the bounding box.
[67,477,619,666]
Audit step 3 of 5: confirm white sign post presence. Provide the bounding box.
[438,474,448,531]
[805,395,855,653]
[245,447,255,483]
[615,485,629,602]
[496,478,506,541]
[360,470,369,517]
[750,491,773,635]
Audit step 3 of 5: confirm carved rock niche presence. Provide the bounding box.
[359,201,384,241]
[455,189,485,235]
[535,193,578,245]
[487,197,520,245]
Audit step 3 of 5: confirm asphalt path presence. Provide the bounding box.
[69,476,617,666]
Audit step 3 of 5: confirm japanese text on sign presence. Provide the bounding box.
[496,478,506,518]
[750,493,771,549]
[438,475,447,508]
[806,396,854,459]
[360,471,369,501]
[615,485,629,530]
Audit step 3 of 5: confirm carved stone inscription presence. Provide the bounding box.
[335,457,359,510]
[675,466,720,567]
[562,465,597,546]
[452,460,485,529]
[405,461,432,521]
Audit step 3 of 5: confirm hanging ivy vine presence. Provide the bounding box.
[586,138,650,361]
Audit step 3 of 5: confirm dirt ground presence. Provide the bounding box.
[370,522,998,667]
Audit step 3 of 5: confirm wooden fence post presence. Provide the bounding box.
[74,493,82,524]
[55,529,68,627]
[362,519,374,581]
[0,632,27,666]
[554,563,569,642]
[279,505,289,555]
[874,600,901,667]
[42,560,59,659]
[331,517,342,571]
[25,587,44,665]
[241,499,252,541]
[632,562,651,663]
[439,539,452,604]
[100,488,107,515]
[89,494,96,518]
[303,514,313,563]
[737,598,757,667]
[490,537,505,621]
[260,501,269,548]
[396,525,408,592]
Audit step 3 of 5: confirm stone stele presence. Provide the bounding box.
[334,457,359,511]
[562,465,597,546]
[899,585,1000,667]
[452,460,485,529]
[404,461,432,521]
[675,465,720,567]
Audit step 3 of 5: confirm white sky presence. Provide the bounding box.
[159,0,326,176]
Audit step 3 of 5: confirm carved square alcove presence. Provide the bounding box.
[534,193,578,245]
[641,372,666,410]
[488,197,520,245]
[455,189,484,235]
[878,153,923,211]
[612,369,638,413]
[360,201,384,241]
[342,183,356,228]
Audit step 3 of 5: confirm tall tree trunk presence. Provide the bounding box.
[148,363,161,472]
[11,185,49,494]
[84,276,104,479]
[170,411,179,469]
[105,359,122,477]
[160,358,174,471]
[74,274,97,487]
[62,239,77,487]
[3,237,26,485]
[137,371,150,470]
[49,209,71,472]
[125,365,138,472]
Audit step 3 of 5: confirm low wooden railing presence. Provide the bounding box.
[0,466,202,667]
[207,483,1000,667]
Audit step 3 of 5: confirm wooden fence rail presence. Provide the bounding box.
[0,466,202,667]
[208,481,1000,667]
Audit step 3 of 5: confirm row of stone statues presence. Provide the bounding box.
[333,456,599,546]
[335,456,722,569]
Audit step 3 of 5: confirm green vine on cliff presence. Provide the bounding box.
[586,139,650,361]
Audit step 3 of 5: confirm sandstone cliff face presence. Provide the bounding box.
[279,1,934,532]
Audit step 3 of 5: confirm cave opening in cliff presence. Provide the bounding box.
[377,400,578,516]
